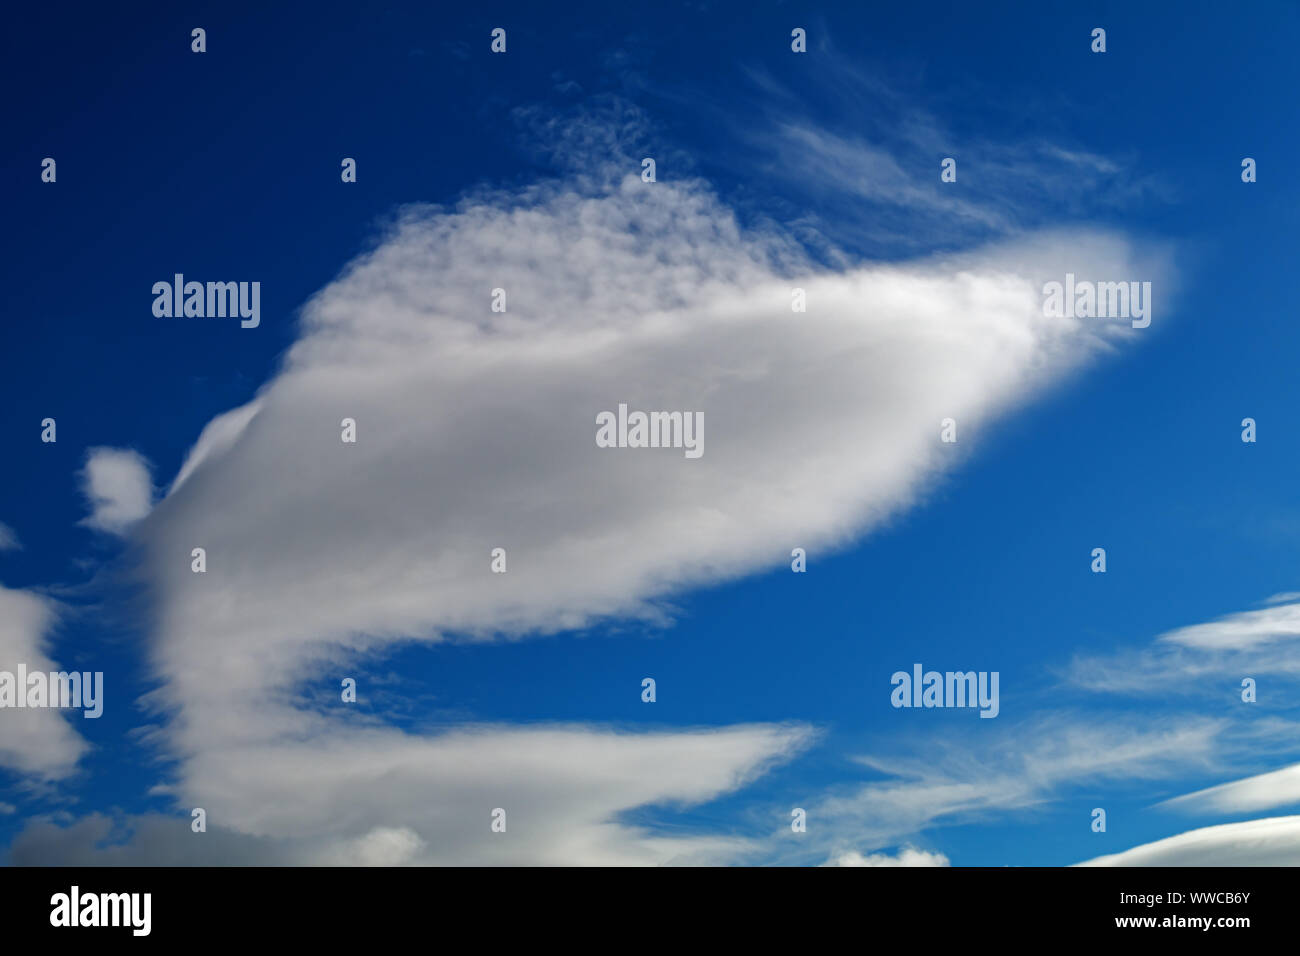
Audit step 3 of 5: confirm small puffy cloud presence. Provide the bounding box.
[0,523,19,551]
[824,846,949,867]
[79,448,153,535]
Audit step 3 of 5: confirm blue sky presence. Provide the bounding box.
[3,1,1300,866]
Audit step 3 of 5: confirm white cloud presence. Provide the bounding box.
[0,586,89,779]
[1161,762,1300,816]
[79,448,153,535]
[114,144,1166,863]
[181,722,813,865]
[1159,602,1300,651]
[137,180,1160,727]
[782,714,1220,863]
[824,846,949,867]
[1261,591,1300,606]
[13,723,813,865]
[1066,597,1300,693]
[1077,815,1300,866]
[169,400,263,496]
[0,523,19,551]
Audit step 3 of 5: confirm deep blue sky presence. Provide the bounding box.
[3,1,1300,865]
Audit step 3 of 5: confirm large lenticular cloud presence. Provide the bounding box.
[123,164,1167,863]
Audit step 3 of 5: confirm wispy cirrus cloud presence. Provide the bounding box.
[784,589,1300,863]
[1065,597,1300,694]
[780,713,1222,866]
[637,46,1172,259]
